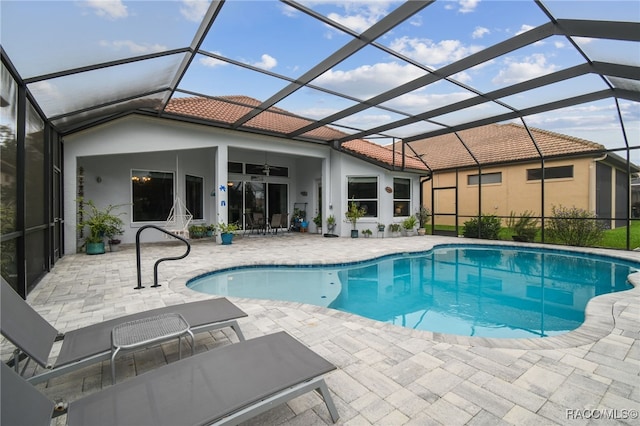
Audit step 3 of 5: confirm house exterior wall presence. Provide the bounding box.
[424,157,598,227]
[332,153,423,237]
[64,115,328,253]
[63,115,424,253]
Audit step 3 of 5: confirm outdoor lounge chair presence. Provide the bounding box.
[1,331,339,426]
[1,278,247,385]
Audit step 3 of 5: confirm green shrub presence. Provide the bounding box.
[463,214,502,240]
[547,205,604,247]
[506,210,539,242]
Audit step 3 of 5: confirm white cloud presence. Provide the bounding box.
[336,112,394,129]
[458,0,480,14]
[516,24,535,36]
[573,36,593,45]
[280,3,300,18]
[384,90,475,114]
[390,36,484,68]
[253,54,277,70]
[99,40,167,54]
[472,26,489,39]
[324,1,393,33]
[327,11,377,33]
[180,0,210,23]
[199,55,228,68]
[450,71,472,84]
[84,0,128,19]
[492,53,558,85]
[297,107,341,119]
[30,81,62,103]
[314,61,425,100]
[409,14,423,27]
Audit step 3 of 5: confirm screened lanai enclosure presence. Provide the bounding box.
[1,0,639,296]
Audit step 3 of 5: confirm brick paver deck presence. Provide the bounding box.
[2,234,639,425]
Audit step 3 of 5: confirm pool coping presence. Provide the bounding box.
[168,240,640,350]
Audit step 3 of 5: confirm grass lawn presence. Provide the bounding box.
[427,220,640,250]
[599,220,640,250]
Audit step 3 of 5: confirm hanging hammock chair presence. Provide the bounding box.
[164,197,193,239]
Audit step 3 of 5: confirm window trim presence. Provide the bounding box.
[526,165,574,181]
[130,169,175,223]
[393,177,411,217]
[185,173,204,221]
[467,172,502,186]
[347,176,379,218]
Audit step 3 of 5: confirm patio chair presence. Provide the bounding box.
[253,212,266,234]
[1,278,247,385]
[243,212,259,235]
[1,332,339,426]
[269,213,282,234]
[280,211,290,232]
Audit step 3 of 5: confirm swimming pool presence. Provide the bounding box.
[187,244,638,338]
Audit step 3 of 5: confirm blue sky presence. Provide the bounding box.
[2,0,639,156]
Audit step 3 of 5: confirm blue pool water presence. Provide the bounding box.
[187,245,638,338]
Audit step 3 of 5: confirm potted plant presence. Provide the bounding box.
[189,224,206,239]
[104,213,125,252]
[326,215,336,234]
[361,229,372,238]
[377,223,386,233]
[313,213,322,234]
[415,206,431,236]
[345,201,366,238]
[402,215,418,236]
[506,210,539,242]
[76,198,126,255]
[292,208,307,232]
[218,221,239,245]
[389,223,402,237]
[205,224,217,238]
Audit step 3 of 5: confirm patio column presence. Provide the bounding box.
[215,145,229,241]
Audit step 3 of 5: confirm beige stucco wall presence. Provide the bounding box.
[424,158,597,227]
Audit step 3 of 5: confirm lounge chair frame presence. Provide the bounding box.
[1,278,246,385]
[2,332,339,426]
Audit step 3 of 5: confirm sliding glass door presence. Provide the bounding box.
[231,182,287,230]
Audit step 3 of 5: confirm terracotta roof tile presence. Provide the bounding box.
[343,139,428,171]
[403,123,604,171]
[165,96,428,172]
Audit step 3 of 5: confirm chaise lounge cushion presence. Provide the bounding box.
[55,299,246,367]
[68,332,337,425]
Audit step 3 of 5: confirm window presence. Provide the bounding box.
[228,162,243,173]
[527,165,573,181]
[347,177,378,217]
[185,175,204,220]
[131,170,174,222]
[467,172,502,185]
[393,178,410,217]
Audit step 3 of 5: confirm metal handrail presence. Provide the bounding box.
[134,225,191,289]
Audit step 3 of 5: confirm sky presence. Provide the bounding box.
[1,0,639,158]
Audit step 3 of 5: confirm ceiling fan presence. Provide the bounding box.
[261,153,280,176]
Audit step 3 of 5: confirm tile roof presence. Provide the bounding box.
[402,123,604,171]
[165,96,429,172]
[342,139,428,171]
